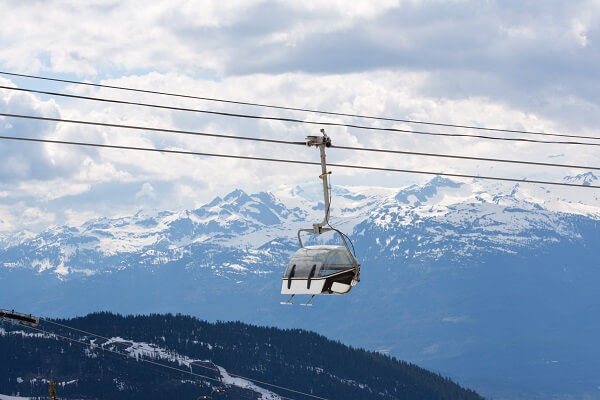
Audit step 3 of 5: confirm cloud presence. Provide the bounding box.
[0,202,55,233]
[135,182,156,199]
[1,1,599,232]
[423,343,440,355]
[0,81,64,182]
[2,70,597,225]
[21,206,55,226]
[15,180,92,202]
[64,209,100,227]
[442,315,471,323]
[2,1,599,125]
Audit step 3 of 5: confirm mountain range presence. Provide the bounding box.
[1,173,600,399]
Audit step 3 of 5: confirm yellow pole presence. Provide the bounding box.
[49,379,58,400]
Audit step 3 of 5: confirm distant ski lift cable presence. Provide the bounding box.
[0,70,597,142]
[20,324,223,384]
[3,113,600,172]
[32,318,328,400]
[0,133,598,189]
[2,85,600,146]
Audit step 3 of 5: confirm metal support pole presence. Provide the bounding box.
[306,129,332,235]
[314,143,330,234]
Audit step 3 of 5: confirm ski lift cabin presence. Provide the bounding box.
[281,131,360,305]
[282,245,358,295]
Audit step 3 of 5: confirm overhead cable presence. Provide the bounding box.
[2,112,599,171]
[332,144,600,171]
[0,70,596,141]
[0,134,598,189]
[21,324,222,384]
[0,112,307,146]
[2,85,600,146]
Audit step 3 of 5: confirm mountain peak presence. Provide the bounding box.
[395,176,462,204]
[428,176,463,188]
[223,188,250,202]
[564,172,598,186]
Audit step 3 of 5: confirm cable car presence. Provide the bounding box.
[282,244,359,295]
[281,132,360,305]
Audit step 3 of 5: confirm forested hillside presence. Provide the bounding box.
[0,312,482,400]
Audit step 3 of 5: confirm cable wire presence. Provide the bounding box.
[21,323,222,383]
[192,361,319,400]
[2,112,600,171]
[324,173,357,257]
[0,134,598,189]
[33,326,227,386]
[1,70,597,142]
[38,318,326,400]
[0,112,307,147]
[3,85,600,147]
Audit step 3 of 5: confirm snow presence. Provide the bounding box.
[0,395,31,400]
[31,258,53,273]
[86,334,285,399]
[0,328,51,339]
[3,321,370,400]
[217,366,283,400]
[223,263,248,272]
[96,233,160,255]
[2,325,279,399]
[2,178,600,278]
[113,378,127,391]
[101,337,284,399]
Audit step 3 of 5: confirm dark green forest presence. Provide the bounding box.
[0,312,483,400]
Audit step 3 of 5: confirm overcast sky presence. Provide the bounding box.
[1,0,599,233]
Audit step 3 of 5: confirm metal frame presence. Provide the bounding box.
[0,309,39,327]
[296,130,360,284]
[282,131,361,305]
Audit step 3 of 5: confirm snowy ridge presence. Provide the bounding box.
[1,175,599,278]
[217,367,282,400]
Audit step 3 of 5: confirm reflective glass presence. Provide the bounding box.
[284,246,355,278]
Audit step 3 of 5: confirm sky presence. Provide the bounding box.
[0,0,599,233]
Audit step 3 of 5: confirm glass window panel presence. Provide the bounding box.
[284,246,355,278]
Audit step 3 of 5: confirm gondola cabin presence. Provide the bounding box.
[281,245,359,295]
[280,132,361,305]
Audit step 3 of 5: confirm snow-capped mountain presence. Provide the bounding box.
[1,175,600,399]
[2,175,598,278]
[0,182,387,279]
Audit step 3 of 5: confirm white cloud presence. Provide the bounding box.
[442,315,471,323]
[571,19,589,47]
[16,180,92,202]
[1,1,599,232]
[135,182,156,199]
[0,202,55,232]
[2,69,597,230]
[21,207,55,226]
[64,209,100,227]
